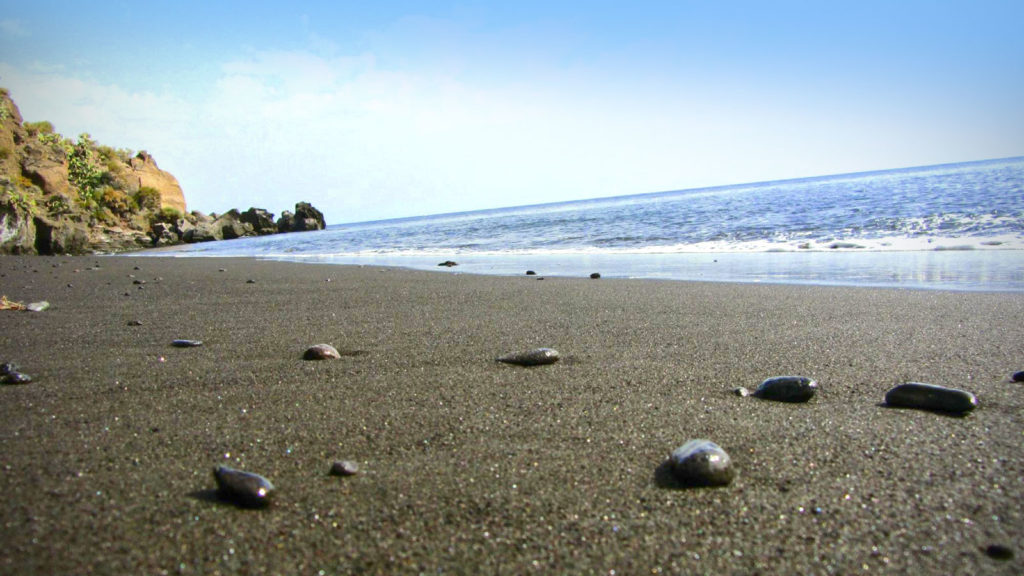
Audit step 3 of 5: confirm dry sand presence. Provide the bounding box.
[1,255,1022,575]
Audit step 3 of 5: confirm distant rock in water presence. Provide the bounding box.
[438,261,458,267]
[590,272,601,279]
[884,382,978,414]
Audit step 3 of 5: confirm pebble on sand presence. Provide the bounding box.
[1012,371,1024,383]
[668,439,735,487]
[884,382,978,414]
[330,460,360,476]
[171,339,203,347]
[497,348,560,366]
[0,363,31,384]
[26,301,50,312]
[733,386,751,397]
[303,344,341,360]
[213,466,275,508]
[753,376,818,403]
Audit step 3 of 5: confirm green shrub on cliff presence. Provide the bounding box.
[24,121,55,136]
[68,133,105,203]
[135,186,161,211]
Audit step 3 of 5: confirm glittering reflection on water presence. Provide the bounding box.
[290,250,1024,292]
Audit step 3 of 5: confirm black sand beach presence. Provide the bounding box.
[1,255,1022,574]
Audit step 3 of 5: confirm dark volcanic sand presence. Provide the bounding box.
[1,255,1022,574]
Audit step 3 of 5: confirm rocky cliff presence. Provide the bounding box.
[0,89,325,255]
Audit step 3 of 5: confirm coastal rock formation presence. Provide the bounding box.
[127,151,186,214]
[0,88,328,254]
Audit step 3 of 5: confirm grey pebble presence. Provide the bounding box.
[2,371,32,384]
[303,344,341,360]
[733,386,751,397]
[884,382,978,414]
[668,439,734,487]
[753,376,818,403]
[330,460,359,476]
[213,466,275,508]
[497,348,560,366]
[171,339,203,347]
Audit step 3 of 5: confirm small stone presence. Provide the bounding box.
[246,279,256,284]
[983,544,1014,560]
[438,260,458,267]
[884,382,978,414]
[525,270,536,275]
[171,339,203,347]
[303,344,341,360]
[733,386,751,397]
[497,348,560,366]
[132,279,146,285]
[1,362,18,375]
[212,466,274,508]
[1012,371,1024,383]
[127,320,143,326]
[589,272,601,279]
[330,460,359,476]
[26,301,50,312]
[753,376,818,403]
[1,371,32,385]
[668,439,734,487]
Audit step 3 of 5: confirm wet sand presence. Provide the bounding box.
[1,255,1022,574]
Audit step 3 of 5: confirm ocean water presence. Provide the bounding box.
[148,157,1024,291]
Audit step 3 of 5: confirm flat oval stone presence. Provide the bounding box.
[884,382,978,414]
[213,466,274,508]
[171,339,203,347]
[753,376,818,402]
[668,439,734,486]
[303,344,341,360]
[26,301,50,312]
[497,348,560,366]
[1012,371,1024,383]
[1,371,32,385]
[329,460,359,476]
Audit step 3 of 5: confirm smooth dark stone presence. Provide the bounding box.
[497,348,560,366]
[330,460,359,476]
[1,371,32,384]
[753,376,818,403]
[1012,371,1024,383]
[213,466,274,508]
[127,320,143,326]
[589,272,601,279]
[303,344,341,360]
[0,362,17,375]
[525,270,536,275]
[171,339,203,347]
[984,544,1014,560]
[884,382,978,414]
[668,439,734,487]
[246,279,256,284]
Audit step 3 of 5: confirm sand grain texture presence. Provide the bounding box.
[1,255,1022,574]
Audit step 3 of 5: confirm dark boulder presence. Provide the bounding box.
[293,202,326,231]
[33,216,89,254]
[240,207,278,235]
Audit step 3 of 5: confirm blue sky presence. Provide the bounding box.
[1,1,1022,223]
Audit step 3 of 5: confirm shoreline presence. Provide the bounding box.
[1,255,1022,574]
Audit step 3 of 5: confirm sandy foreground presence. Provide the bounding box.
[0,255,1022,575]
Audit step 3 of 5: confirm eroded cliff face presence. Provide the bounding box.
[0,89,184,253]
[1,88,325,255]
